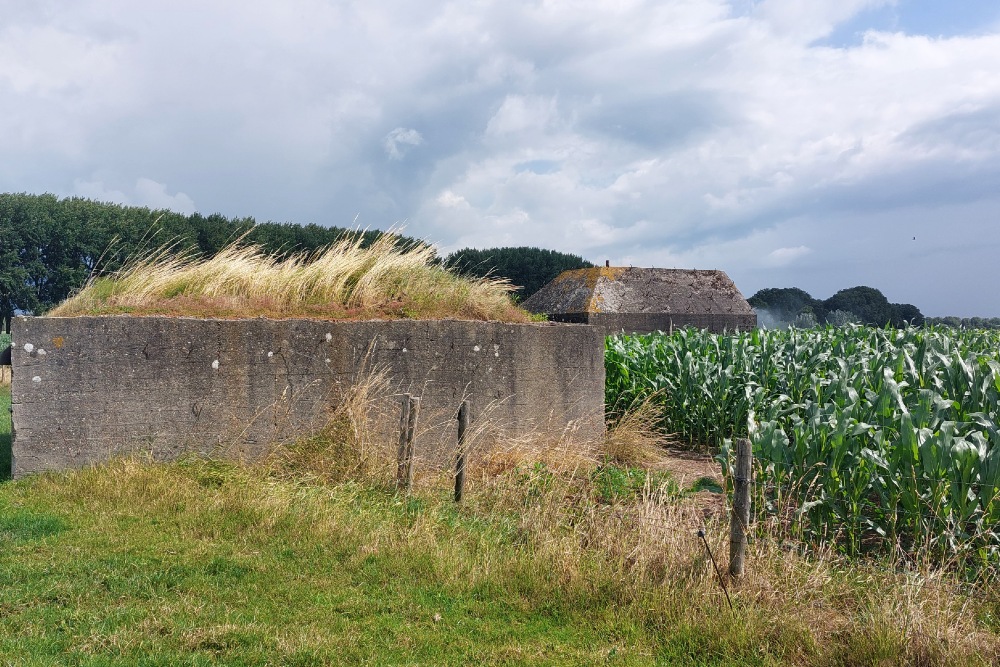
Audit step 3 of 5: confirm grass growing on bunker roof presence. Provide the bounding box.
[49,232,531,322]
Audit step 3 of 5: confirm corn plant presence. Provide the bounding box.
[607,325,1000,569]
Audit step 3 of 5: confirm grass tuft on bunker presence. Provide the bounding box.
[49,232,531,323]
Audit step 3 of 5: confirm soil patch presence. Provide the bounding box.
[656,446,726,521]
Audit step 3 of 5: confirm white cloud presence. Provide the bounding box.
[134,178,196,214]
[72,178,129,205]
[766,245,812,266]
[72,176,195,215]
[435,190,469,209]
[485,95,560,137]
[752,0,896,42]
[383,127,424,160]
[1,1,999,314]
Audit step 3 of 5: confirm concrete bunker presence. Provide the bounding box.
[9,316,605,478]
[522,266,757,335]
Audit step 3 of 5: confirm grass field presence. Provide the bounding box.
[0,447,994,665]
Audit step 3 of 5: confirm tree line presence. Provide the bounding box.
[0,193,400,331]
[924,316,1000,330]
[444,247,593,301]
[746,286,925,328]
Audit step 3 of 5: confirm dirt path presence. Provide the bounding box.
[656,446,720,485]
[655,446,727,520]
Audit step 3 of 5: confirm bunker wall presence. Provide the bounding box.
[10,316,605,477]
[549,312,757,335]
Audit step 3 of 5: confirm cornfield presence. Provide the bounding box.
[606,325,1000,568]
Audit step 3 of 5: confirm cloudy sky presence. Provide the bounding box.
[3,0,1000,316]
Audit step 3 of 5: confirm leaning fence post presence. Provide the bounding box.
[396,394,419,492]
[455,400,469,502]
[729,437,752,578]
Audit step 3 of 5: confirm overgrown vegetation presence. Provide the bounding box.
[0,392,996,664]
[0,193,423,326]
[50,232,531,322]
[607,325,1000,569]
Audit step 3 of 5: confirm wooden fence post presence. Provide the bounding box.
[455,401,469,502]
[396,394,419,492]
[729,437,752,578]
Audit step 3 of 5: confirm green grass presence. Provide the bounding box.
[0,455,993,665]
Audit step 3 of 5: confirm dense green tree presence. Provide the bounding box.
[926,316,1000,329]
[891,303,925,327]
[822,286,895,327]
[750,284,926,329]
[747,287,822,322]
[445,247,594,300]
[246,222,387,258]
[825,309,860,326]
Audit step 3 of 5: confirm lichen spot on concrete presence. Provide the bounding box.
[37,349,46,356]
[212,359,220,370]
[267,351,274,358]
[32,376,41,383]
[23,343,34,353]
[325,333,333,342]
[52,336,64,349]
[493,344,500,357]
[325,358,331,363]
[402,347,407,353]
[473,345,481,352]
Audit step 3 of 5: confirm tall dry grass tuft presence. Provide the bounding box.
[602,393,672,467]
[49,232,530,322]
[262,366,395,485]
[475,420,602,479]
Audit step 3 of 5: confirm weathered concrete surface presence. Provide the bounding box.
[523,267,757,334]
[10,316,604,477]
[554,312,757,335]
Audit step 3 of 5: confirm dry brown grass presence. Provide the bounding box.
[262,362,396,485]
[602,393,673,467]
[469,463,999,665]
[510,395,999,660]
[49,232,531,323]
[380,398,999,665]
